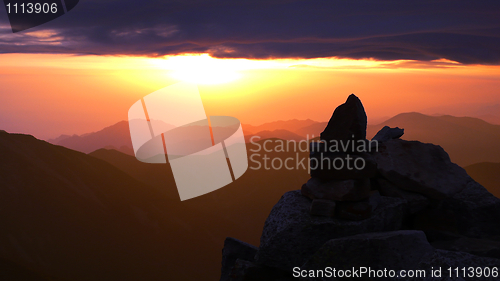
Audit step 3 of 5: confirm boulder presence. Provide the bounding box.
[220,237,258,281]
[368,190,382,210]
[220,93,500,281]
[227,259,294,281]
[310,199,336,217]
[310,152,377,181]
[377,178,430,214]
[373,139,470,199]
[320,94,367,144]
[227,259,255,281]
[302,178,371,201]
[255,190,405,271]
[335,199,372,221]
[431,237,500,259]
[335,191,380,221]
[372,126,404,142]
[424,230,464,243]
[301,230,434,277]
[418,249,500,280]
[413,179,500,238]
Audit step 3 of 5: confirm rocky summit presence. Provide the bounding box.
[219,95,500,281]
[320,94,367,143]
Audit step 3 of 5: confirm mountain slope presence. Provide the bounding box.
[367,113,500,166]
[465,162,500,198]
[89,139,311,247]
[242,119,318,135]
[49,121,133,154]
[244,129,306,142]
[89,148,179,200]
[50,112,500,168]
[50,119,319,156]
[294,121,327,138]
[0,130,311,280]
[0,130,223,281]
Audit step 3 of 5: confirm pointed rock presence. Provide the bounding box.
[320,94,367,144]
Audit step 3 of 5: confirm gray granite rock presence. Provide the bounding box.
[255,190,405,271]
[228,259,255,281]
[377,178,430,214]
[302,178,371,201]
[228,259,295,281]
[373,139,470,199]
[414,179,500,238]
[419,249,500,281]
[335,191,381,221]
[220,237,258,281]
[309,152,378,181]
[310,199,336,217]
[301,230,434,278]
[431,236,500,259]
[372,126,405,142]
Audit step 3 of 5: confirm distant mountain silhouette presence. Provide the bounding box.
[47,134,72,144]
[245,129,306,142]
[50,119,319,156]
[465,162,500,198]
[50,113,500,167]
[294,121,327,137]
[422,103,500,125]
[290,113,500,167]
[472,104,500,125]
[49,120,133,155]
[368,113,500,167]
[242,119,317,135]
[0,130,230,280]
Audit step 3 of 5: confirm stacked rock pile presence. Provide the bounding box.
[219,94,500,281]
[302,94,402,220]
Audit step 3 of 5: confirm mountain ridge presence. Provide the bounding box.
[0,130,224,280]
[47,112,500,167]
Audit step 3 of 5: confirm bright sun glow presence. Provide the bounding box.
[167,54,241,84]
[151,54,287,84]
[150,54,467,84]
[0,53,470,86]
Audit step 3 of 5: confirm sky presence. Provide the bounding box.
[0,0,499,139]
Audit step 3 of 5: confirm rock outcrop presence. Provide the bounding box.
[255,191,405,271]
[372,125,404,142]
[373,139,470,199]
[219,95,500,281]
[320,94,367,143]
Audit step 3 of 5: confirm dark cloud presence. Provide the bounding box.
[0,0,499,64]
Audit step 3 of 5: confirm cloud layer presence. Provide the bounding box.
[1,0,499,64]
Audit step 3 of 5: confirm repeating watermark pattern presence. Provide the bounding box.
[128,82,248,201]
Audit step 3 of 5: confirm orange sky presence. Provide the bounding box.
[0,53,499,140]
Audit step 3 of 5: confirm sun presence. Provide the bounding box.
[155,54,244,84]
